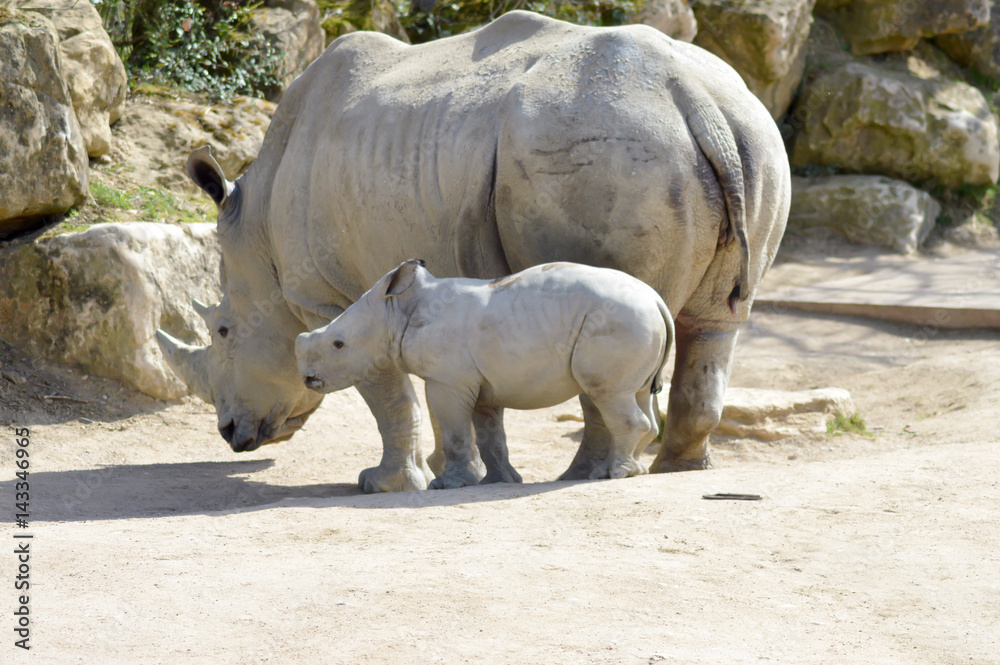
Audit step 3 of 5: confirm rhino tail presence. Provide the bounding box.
[650,297,675,395]
[680,84,750,315]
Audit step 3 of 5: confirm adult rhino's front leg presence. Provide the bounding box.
[355,370,435,492]
[650,316,740,472]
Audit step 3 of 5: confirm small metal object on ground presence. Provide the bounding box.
[702,493,763,501]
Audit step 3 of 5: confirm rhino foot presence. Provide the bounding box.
[648,456,712,473]
[428,468,481,490]
[608,455,648,480]
[358,459,432,493]
[481,466,523,485]
[558,459,603,482]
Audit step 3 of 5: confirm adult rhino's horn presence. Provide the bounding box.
[155,329,213,403]
[191,299,215,328]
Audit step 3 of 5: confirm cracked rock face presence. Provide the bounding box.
[791,61,1000,188]
[788,175,940,254]
[0,14,88,239]
[21,0,128,158]
[815,0,990,55]
[692,0,816,119]
[0,223,221,400]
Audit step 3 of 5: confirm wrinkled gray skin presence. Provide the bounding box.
[156,10,790,492]
[296,260,674,488]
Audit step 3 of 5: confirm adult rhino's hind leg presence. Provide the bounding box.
[355,370,434,493]
[651,316,739,473]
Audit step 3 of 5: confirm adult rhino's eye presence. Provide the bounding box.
[333,340,344,349]
[218,326,229,338]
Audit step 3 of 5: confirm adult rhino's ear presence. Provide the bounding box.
[187,145,234,208]
[385,259,426,297]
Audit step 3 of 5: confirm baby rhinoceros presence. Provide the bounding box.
[295,260,674,489]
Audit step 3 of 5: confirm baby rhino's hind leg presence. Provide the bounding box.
[587,392,652,480]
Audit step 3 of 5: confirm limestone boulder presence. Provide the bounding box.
[254,0,326,98]
[113,94,275,194]
[0,14,88,240]
[790,61,1000,188]
[22,0,127,158]
[936,7,1000,81]
[815,0,989,55]
[635,0,698,42]
[715,387,856,441]
[0,223,220,400]
[692,0,816,118]
[321,0,411,46]
[789,175,940,253]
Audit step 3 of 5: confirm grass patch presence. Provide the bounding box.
[42,172,209,239]
[826,412,873,438]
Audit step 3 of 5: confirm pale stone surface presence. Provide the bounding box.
[692,0,816,118]
[0,223,220,399]
[757,250,1000,329]
[635,0,698,42]
[791,61,1000,188]
[113,95,276,193]
[254,0,326,98]
[816,0,990,55]
[789,175,940,254]
[715,387,856,440]
[22,0,128,158]
[0,14,88,239]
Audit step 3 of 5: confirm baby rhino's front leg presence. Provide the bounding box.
[473,406,522,485]
[426,382,482,490]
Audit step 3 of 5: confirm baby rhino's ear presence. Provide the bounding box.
[385,259,426,297]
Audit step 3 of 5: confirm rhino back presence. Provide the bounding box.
[239,11,785,322]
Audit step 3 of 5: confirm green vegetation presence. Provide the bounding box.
[93,0,283,100]
[826,412,873,438]
[50,175,208,237]
[392,0,649,44]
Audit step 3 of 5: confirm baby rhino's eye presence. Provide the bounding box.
[218,326,229,338]
[333,340,344,349]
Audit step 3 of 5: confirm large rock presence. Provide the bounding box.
[815,0,990,55]
[254,0,326,98]
[636,0,698,42]
[790,61,1000,188]
[789,175,940,253]
[113,94,276,194]
[692,0,816,118]
[715,387,856,440]
[0,13,88,240]
[321,0,411,46]
[22,0,127,158]
[0,223,220,400]
[936,7,1000,81]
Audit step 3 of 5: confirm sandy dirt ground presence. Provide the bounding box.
[2,246,999,664]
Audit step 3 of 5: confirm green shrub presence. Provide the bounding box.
[826,412,873,438]
[92,0,283,100]
[394,0,649,44]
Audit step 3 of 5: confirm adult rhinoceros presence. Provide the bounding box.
[156,10,790,492]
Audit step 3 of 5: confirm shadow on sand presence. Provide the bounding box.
[12,459,587,522]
